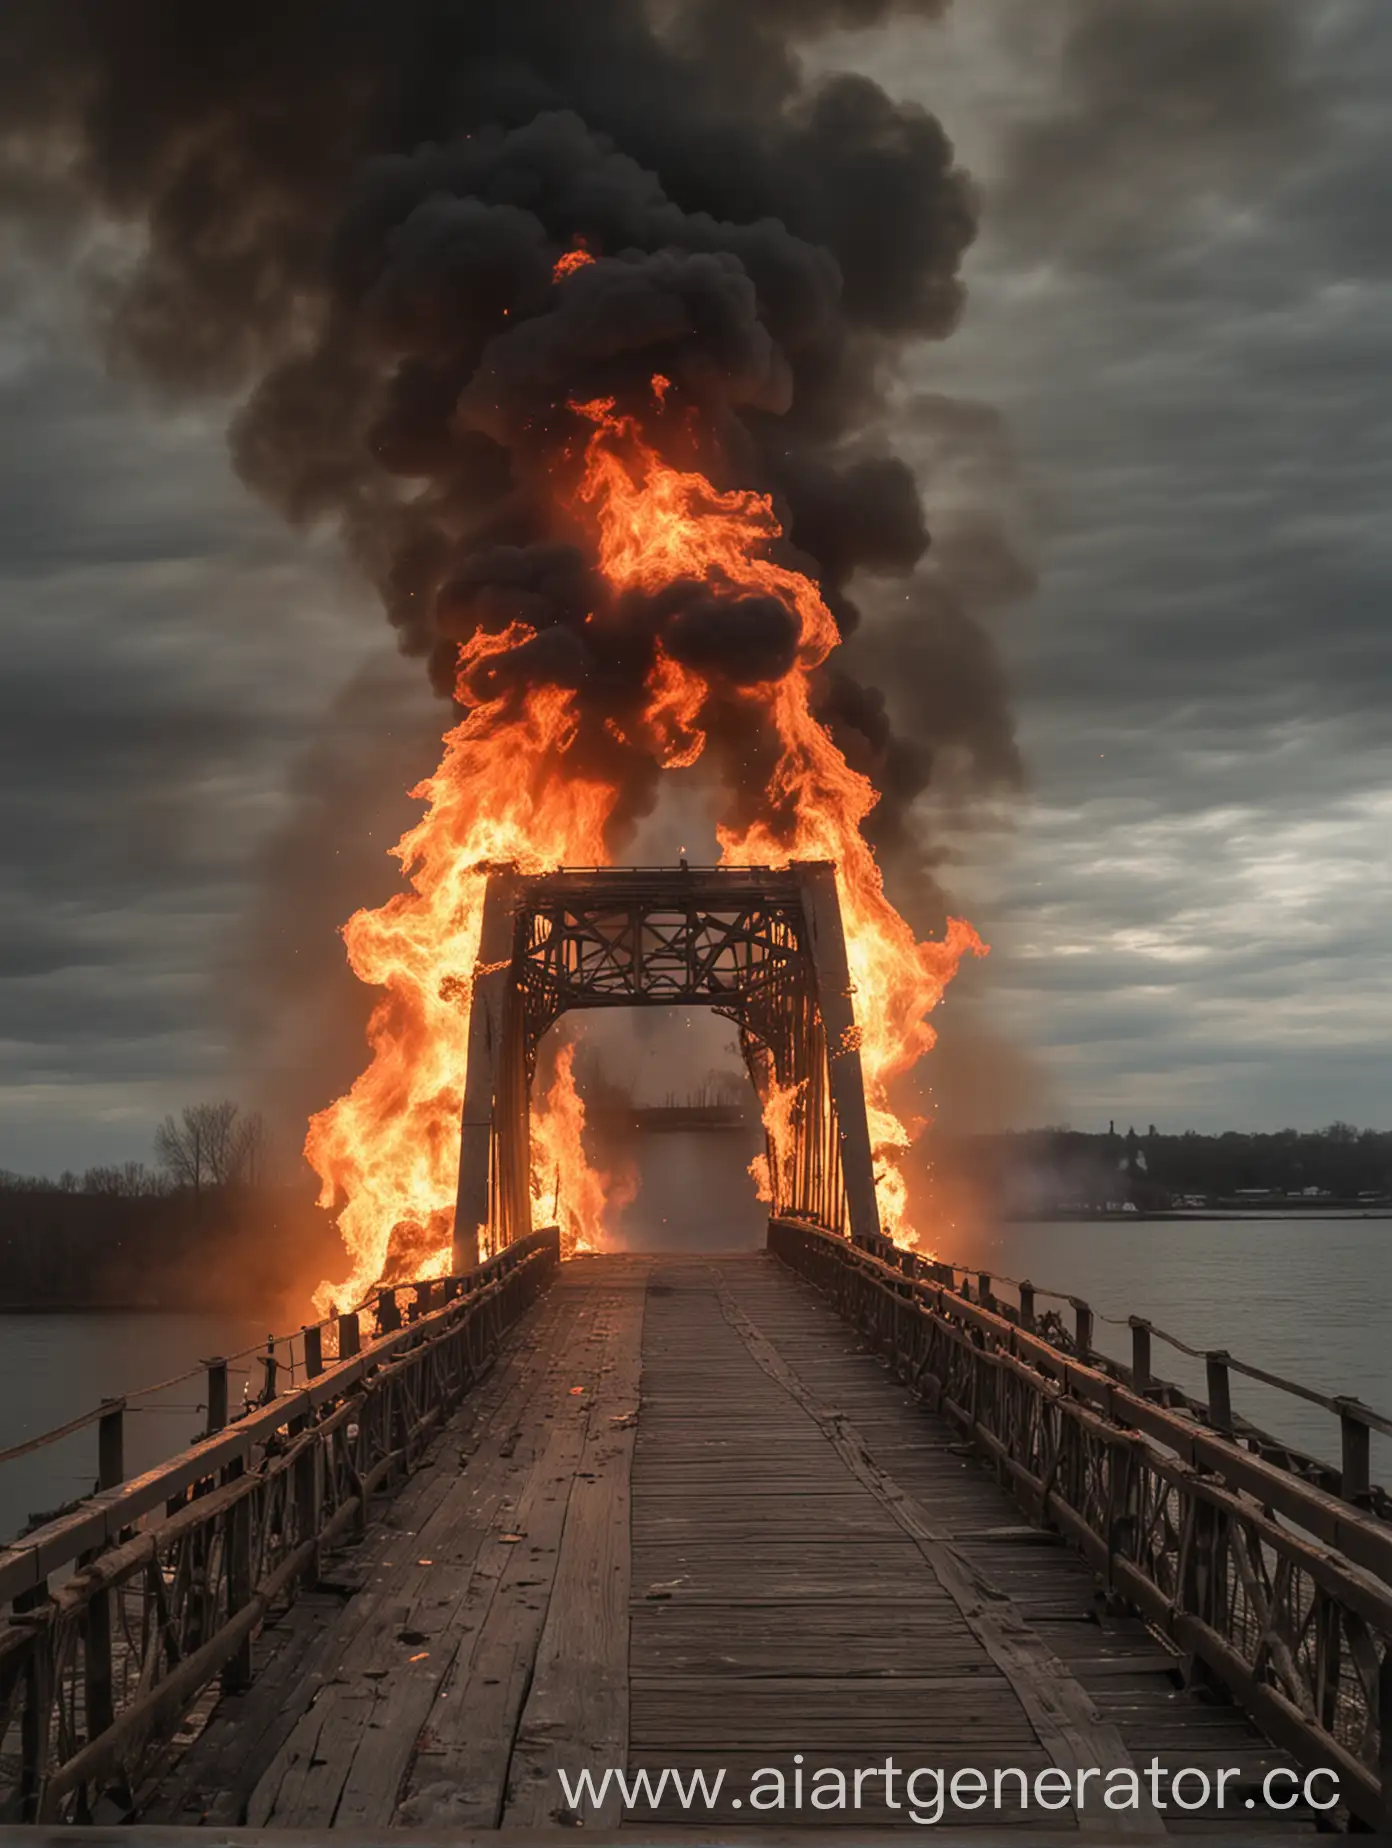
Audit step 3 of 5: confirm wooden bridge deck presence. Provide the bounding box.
[145,1253,1302,1835]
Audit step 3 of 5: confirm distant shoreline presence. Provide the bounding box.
[1003,1209,1392,1223]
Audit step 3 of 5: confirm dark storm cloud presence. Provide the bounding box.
[993,0,1323,271]
[0,309,418,1170]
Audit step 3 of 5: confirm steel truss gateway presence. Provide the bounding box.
[453,863,888,1266]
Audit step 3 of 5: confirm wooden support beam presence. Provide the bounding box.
[455,869,522,1271]
[85,1404,124,1811]
[223,1460,253,1694]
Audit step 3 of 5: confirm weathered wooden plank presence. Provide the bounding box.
[712,1265,1168,1842]
[502,1261,649,1827]
[396,1267,643,1830]
[242,1287,592,1827]
[147,1291,569,1825]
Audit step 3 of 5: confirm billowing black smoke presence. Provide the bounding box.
[0,0,1035,1134]
[0,0,1017,852]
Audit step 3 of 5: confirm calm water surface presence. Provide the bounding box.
[3,1163,1388,1539]
[954,1216,1392,1481]
[0,1310,274,1542]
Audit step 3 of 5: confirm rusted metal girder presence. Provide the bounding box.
[452,862,884,1267]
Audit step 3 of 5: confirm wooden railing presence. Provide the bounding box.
[769,1217,1392,1833]
[914,1253,1392,1519]
[0,1228,559,1823]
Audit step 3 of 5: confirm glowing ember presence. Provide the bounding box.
[552,243,595,282]
[308,375,984,1306]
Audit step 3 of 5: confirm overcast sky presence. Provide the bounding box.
[1,0,1388,1174]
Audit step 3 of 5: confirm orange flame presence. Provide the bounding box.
[569,392,986,1244]
[552,243,595,282]
[308,378,984,1303]
[530,1042,635,1258]
[749,1074,804,1207]
[305,627,616,1310]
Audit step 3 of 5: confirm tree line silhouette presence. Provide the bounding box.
[1,1100,267,1197]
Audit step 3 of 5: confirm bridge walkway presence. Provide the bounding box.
[145,1253,1299,1834]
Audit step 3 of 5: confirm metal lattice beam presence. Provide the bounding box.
[453,863,885,1266]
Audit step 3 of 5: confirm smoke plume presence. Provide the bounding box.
[1,0,1026,1124]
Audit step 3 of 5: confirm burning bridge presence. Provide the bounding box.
[2,872,1391,1836]
[455,863,885,1265]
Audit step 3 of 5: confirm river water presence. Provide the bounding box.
[957,1215,1392,1483]
[3,1134,1388,1541]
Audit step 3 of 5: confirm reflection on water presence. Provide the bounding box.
[3,1150,1387,1540]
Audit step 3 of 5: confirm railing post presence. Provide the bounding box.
[260,1339,278,1404]
[377,1287,401,1335]
[338,1310,360,1360]
[1018,1281,1036,1332]
[1129,1317,1152,1395]
[1378,1645,1392,1834]
[83,1400,126,1785]
[97,1400,124,1491]
[291,1338,322,1580]
[415,1279,435,1318]
[206,1358,229,1434]
[1336,1398,1371,1504]
[223,1459,253,1692]
[1072,1297,1093,1359]
[976,1272,994,1313]
[15,1584,53,1821]
[1205,1351,1234,1436]
[1180,1492,1225,1694]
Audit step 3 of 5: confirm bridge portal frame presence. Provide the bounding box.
[452,862,886,1269]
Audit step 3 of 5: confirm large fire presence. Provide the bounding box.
[307,381,984,1309]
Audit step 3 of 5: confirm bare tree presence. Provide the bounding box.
[156,1107,209,1194]
[230,1110,267,1188]
[82,1161,168,1197]
[81,1165,126,1195]
[155,1100,264,1194]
